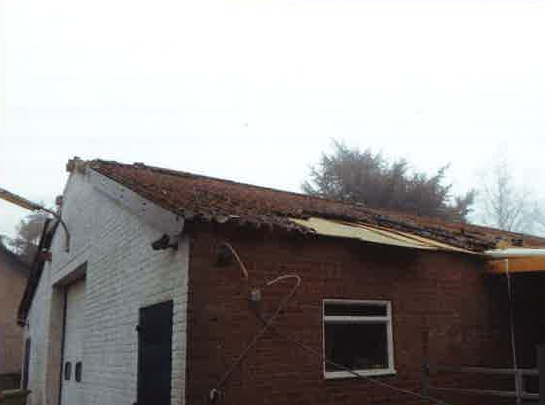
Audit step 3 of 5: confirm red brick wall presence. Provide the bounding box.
[185,225,512,405]
[0,253,28,382]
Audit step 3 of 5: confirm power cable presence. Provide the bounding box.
[212,243,452,405]
[209,274,301,402]
[252,303,451,405]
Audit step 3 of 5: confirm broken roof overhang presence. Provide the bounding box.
[290,217,475,253]
[485,248,545,274]
[85,158,545,252]
[485,248,545,258]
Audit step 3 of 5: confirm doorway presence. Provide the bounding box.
[136,300,173,405]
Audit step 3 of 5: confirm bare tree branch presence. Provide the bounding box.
[478,155,544,234]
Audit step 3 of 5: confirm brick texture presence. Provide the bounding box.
[89,158,545,251]
[24,252,53,404]
[185,224,513,405]
[0,249,28,385]
[25,169,189,405]
[23,162,538,405]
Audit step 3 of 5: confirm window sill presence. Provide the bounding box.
[324,368,397,379]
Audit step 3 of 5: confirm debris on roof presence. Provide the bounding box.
[67,157,545,253]
[291,217,474,253]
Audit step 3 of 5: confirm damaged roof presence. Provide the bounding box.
[74,158,545,252]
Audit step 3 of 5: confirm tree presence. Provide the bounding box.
[10,211,51,265]
[478,157,544,234]
[303,141,475,221]
[0,234,9,250]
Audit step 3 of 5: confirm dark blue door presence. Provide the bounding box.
[136,300,173,405]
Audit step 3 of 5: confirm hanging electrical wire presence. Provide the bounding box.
[209,273,302,402]
[220,242,249,280]
[254,311,452,405]
[210,242,453,405]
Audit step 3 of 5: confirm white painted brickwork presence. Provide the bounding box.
[25,169,189,405]
[24,261,52,405]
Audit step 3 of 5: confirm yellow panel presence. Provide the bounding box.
[343,221,473,253]
[339,221,428,244]
[367,224,475,254]
[290,217,437,250]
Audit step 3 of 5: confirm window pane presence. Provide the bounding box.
[324,302,387,317]
[64,362,72,380]
[75,362,82,382]
[324,322,388,372]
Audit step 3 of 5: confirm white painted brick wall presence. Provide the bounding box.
[25,169,189,405]
[24,260,53,405]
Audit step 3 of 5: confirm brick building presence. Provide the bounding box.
[0,244,29,390]
[18,157,545,405]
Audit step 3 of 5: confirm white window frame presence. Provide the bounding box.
[322,299,396,379]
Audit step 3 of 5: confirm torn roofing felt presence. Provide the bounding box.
[290,217,474,253]
[78,158,545,252]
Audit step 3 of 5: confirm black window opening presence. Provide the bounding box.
[75,362,82,382]
[323,300,394,377]
[64,362,72,381]
[324,302,387,317]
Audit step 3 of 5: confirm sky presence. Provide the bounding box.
[1,0,545,238]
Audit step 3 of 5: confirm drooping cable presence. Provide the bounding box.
[209,274,301,401]
[253,303,452,405]
[214,243,452,405]
[221,242,249,280]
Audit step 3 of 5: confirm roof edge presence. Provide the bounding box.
[66,157,545,252]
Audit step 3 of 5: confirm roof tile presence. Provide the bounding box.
[86,159,545,252]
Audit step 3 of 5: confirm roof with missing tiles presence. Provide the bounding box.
[74,158,545,252]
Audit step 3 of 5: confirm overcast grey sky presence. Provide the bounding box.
[1,0,545,238]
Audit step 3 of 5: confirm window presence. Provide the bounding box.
[64,362,72,380]
[75,362,82,382]
[323,299,395,379]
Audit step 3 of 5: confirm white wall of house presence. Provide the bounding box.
[24,259,53,405]
[24,167,189,405]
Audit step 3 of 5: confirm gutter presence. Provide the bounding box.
[485,248,545,274]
